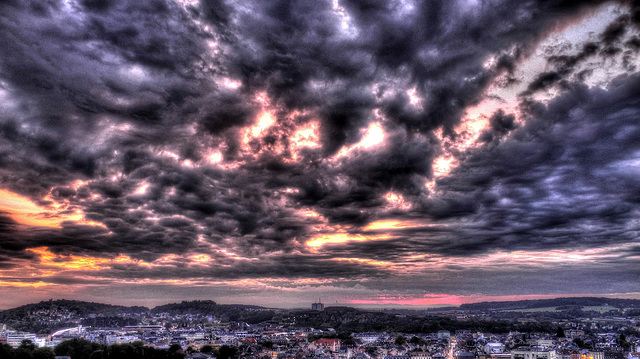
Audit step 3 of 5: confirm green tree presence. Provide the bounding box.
[618,334,630,349]
[342,337,356,346]
[0,343,16,359]
[556,327,565,338]
[201,345,214,353]
[395,335,407,346]
[14,348,33,359]
[19,340,36,352]
[55,338,102,359]
[32,347,55,359]
[218,345,238,359]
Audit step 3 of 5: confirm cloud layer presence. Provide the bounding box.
[0,0,640,308]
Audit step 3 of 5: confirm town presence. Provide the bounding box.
[1,298,639,359]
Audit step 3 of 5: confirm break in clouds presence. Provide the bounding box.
[0,0,640,307]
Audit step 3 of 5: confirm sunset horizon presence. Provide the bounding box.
[4,293,640,312]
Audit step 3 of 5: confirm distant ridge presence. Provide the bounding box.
[2,296,639,335]
[459,296,640,311]
[3,296,640,314]
[0,299,148,316]
[0,299,275,333]
[0,299,271,315]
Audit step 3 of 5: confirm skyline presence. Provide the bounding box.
[1,0,640,309]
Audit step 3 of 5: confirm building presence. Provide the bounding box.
[7,333,37,348]
[314,338,341,352]
[352,333,384,344]
[456,352,475,359]
[485,343,505,354]
[583,352,605,359]
[537,340,554,349]
[312,302,324,311]
[410,352,432,359]
[511,349,557,359]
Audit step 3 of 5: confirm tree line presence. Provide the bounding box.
[0,338,185,359]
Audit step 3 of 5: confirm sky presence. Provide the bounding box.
[0,0,640,310]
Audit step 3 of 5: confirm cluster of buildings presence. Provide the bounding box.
[1,306,640,359]
[2,323,640,359]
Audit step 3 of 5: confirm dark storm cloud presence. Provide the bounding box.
[209,0,615,137]
[1,0,640,296]
[523,42,600,95]
[94,252,394,282]
[344,264,640,296]
[288,71,640,267]
[478,109,518,144]
[0,0,210,201]
[420,73,640,257]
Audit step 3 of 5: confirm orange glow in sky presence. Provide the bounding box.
[362,219,422,231]
[207,151,223,163]
[190,254,212,264]
[346,293,620,307]
[132,182,150,195]
[306,232,392,248]
[290,121,321,160]
[336,122,385,157]
[291,121,320,148]
[242,111,276,147]
[358,122,385,149]
[0,188,104,228]
[0,281,53,288]
[432,156,456,177]
[384,192,412,210]
[27,247,140,271]
[331,257,394,267]
[348,294,468,306]
[0,189,62,227]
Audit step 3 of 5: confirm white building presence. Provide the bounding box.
[485,342,505,354]
[537,340,554,349]
[353,332,383,344]
[7,333,38,348]
[511,349,557,359]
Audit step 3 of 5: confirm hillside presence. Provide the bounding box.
[0,299,149,333]
[150,300,275,324]
[459,297,640,311]
[0,299,148,318]
[0,299,276,333]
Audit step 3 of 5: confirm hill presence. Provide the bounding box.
[0,299,276,333]
[0,299,149,333]
[151,300,275,324]
[459,297,640,311]
[0,299,148,317]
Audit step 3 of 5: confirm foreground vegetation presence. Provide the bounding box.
[0,339,187,359]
